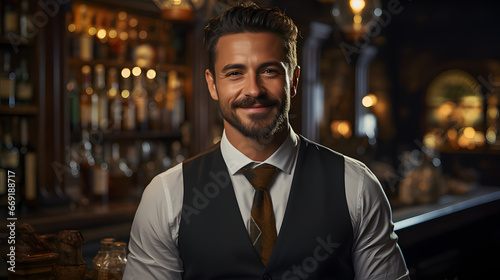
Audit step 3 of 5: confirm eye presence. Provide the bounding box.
[226,71,242,77]
[261,68,282,78]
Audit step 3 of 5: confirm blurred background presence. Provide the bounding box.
[0,0,499,279]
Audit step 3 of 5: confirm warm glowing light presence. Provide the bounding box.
[88,27,97,36]
[68,24,76,32]
[109,29,117,39]
[119,31,129,41]
[118,11,127,21]
[350,0,366,13]
[437,102,454,119]
[132,67,142,76]
[487,106,499,120]
[353,14,362,24]
[146,69,156,79]
[423,133,437,149]
[139,30,148,40]
[129,18,138,28]
[97,29,107,39]
[446,128,458,141]
[463,127,475,139]
[330,120,352,138]
[362,94,377,108]
[108,88,117,98]
[486,127,497,144]
[121,90,130,99]
[121,68,131,78]
[475,131,485,147]
[86,87,93,95]
[338,122,350,136]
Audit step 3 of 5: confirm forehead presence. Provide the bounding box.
[214,32,286,68]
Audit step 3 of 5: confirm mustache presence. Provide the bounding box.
[232,96,279,108]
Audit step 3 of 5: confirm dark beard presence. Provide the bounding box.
[219,94,290,142]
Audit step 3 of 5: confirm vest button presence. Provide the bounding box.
[263,275,272,280]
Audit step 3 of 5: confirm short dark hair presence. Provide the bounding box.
[204,3,299,75]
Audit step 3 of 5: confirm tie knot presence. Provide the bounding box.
[241,164,278,191]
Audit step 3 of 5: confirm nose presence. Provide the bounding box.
[245,72,263,97]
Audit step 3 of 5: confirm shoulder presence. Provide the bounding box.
[298,135,381,194]
[143,163,184,203]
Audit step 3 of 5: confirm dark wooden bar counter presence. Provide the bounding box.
[1,187,499,279]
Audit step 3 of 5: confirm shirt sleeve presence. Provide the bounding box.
[123,165,184,279]
[347,159,410,280]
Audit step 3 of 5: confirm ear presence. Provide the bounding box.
[205,69,219,101]
[291,66,300,98]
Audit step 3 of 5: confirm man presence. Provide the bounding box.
[124,3,409,279]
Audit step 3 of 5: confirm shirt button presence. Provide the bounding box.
[263,275,272,280]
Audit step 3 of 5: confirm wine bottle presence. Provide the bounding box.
[80,65,92,131]
[92,144,109,207]
[15,59,33,105]
[132,68,148,131]
[67,68,80,133]
[95,64,108,131]
[3,0,20,36]
[121,68,136,131]
[79,4,94,62]
[107,67,122,132]
[0,52,16,108]
[19,117,37,210]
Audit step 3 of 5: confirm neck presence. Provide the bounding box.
[224,122,289,162]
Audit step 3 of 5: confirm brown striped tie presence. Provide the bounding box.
[241,164,278,265]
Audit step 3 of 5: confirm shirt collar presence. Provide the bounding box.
[220,125,300,175]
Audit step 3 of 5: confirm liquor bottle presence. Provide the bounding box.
[148,71,162,130]
[116,11,128,64]
[121,68,136,131]
[0,118,21,210]
[127,16,138,63]
[67,68,80,133]
[19,117,37,210]
[92,238,115,280]
[98,242,127,280]
[91,144,109,207]
[164,71,185,132]
[95,11,110,60]
[80,65,92,131]
[19,0,32,40]
[169,71,185,133]
[107,13,120,60]
[3,0,20,36]
[132,69,148,131]
[66,9,79,58]
[94,64,108,131]
[79,4,94,61]
[0,52,16,108]
[15,59,33,105]
[107,68,122,132]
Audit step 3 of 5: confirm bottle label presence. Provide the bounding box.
[93,168,109,195]
[25,152,37,200]
[17,83,33,101]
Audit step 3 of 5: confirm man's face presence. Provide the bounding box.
[205,32,298,140]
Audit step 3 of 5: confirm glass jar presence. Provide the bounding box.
[92,238,115,280]
[97,241,127,280]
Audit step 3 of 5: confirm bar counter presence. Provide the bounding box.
[1,186,499,279]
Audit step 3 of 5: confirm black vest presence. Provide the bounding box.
[179,136,354,280]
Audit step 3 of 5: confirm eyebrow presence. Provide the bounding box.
[221,64,246,73]
[220,61,285,73]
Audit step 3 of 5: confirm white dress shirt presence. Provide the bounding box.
[124,127,410,280]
